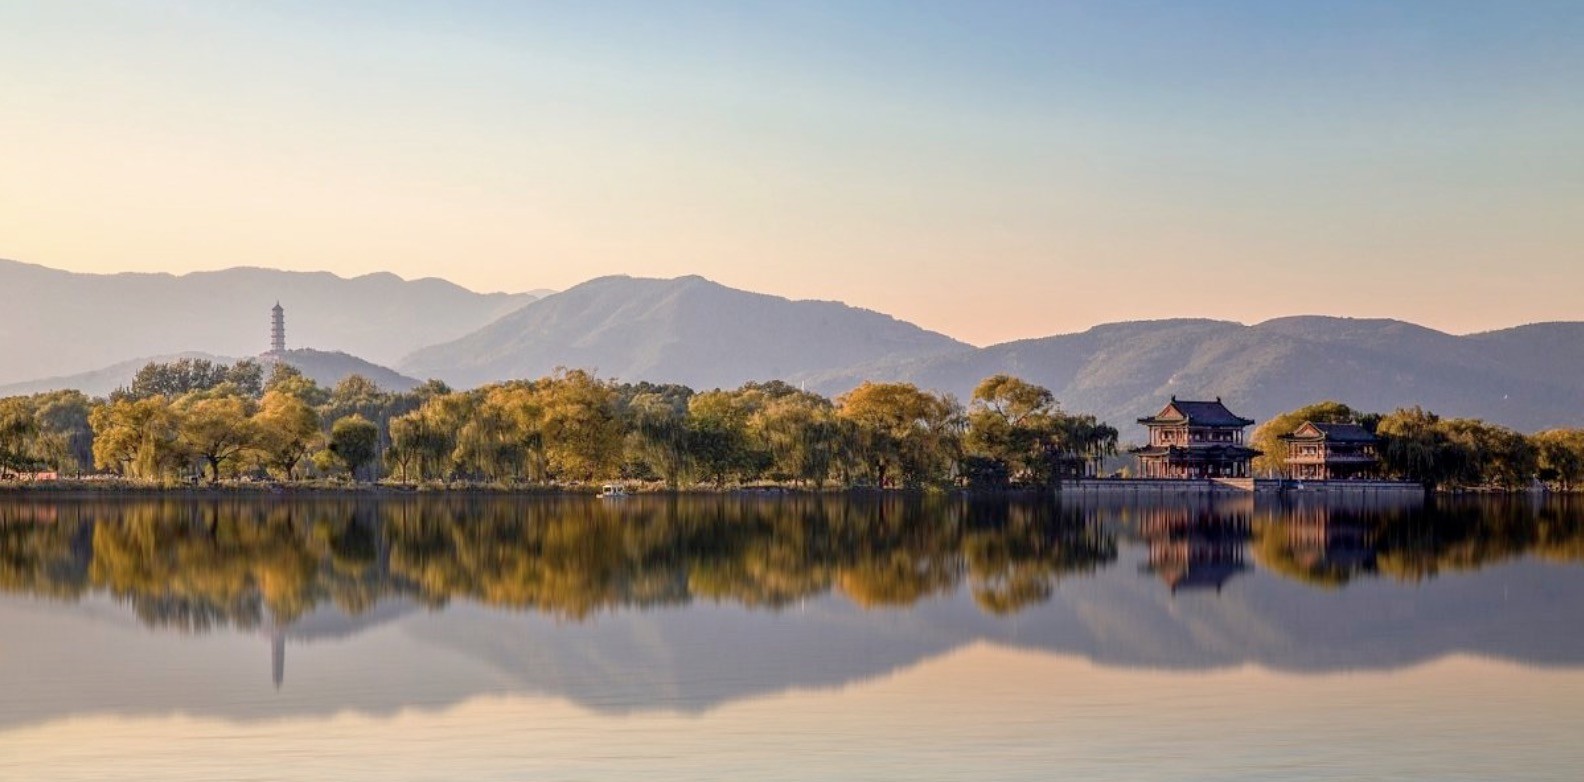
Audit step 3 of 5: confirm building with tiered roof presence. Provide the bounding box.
[1279,421,1381,480]
[1130,397,1261,479]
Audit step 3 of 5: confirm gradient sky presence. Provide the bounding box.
[2,1,1580,345]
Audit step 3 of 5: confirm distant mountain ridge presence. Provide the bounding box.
[399,275,1582,434]
[2,259,1579,433]
[0,258,536,384]
[796,318,1584,435]
[398,274,970,390]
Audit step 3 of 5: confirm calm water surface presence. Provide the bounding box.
[1,494,1582,781]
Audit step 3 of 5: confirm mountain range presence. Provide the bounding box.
[0,258,535,385]
[398,274,969,390]
[2,259,1579,434]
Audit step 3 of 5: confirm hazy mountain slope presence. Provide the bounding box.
[1465,322,1584,392]
[802,317,1584,435]
[399,275,969,389]
[0,258,535,384]
[0,348,419,397]
[0,352,235,398]
[262,349,420,393]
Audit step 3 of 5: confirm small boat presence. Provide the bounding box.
[598,483,629,498]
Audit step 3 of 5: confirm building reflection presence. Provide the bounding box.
[2,494,1583,687]
[1137,501,1252,594]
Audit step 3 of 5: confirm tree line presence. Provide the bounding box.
[0,358,1119,489]
[1251,401,1584,491]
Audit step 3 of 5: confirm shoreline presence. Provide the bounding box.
[0,478,1571,499]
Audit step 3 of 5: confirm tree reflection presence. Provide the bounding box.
[0,496,1117,628]
[3,495,1581,631]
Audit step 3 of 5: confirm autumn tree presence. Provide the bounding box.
[89,396,187,480]
[537,370,624,482]
[837,382,961,488]
[174,394,257,482]
[253,390,321,480]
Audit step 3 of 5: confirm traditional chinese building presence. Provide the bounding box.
[1130,397,1261,479]
[1278,421,1380,480]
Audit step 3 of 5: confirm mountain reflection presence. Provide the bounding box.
[3,495,1584,721]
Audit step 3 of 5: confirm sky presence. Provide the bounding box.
[1,1,1580,346]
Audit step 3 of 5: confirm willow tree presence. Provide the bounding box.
[253,390,321,480]
[0,397,38,475]
[327,415,380,481]
[627,391,692,487]
[537,370,624,482]
[90,396,187,480]
[177,394,258,482]
[1534,429,1584,491]
[837,382,961,488]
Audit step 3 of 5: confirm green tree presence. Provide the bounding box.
[1438,418,1535,489]
[687,390,754,487]
[31,391,95,474]
[0,398,38,475]
[751,391,842,487]
[626,391,693,487]
[1374,407,1454,487]
[1534,429,1584,491]
[327,415,380,480]
[965,375,1056,485]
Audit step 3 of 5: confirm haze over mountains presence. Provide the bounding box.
[3,259,1579,434]
[800,318,1584,434]
[0,349,420,398]
[0,258,534,385]
[399,275,970,390]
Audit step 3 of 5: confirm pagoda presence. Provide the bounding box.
[270,302,286,354]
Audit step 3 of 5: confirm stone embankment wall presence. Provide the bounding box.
[1060,478,1423,496]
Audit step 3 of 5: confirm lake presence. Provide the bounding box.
[1,493,1581,781]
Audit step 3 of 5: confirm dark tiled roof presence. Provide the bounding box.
[1281,422,1378,443]
[1129,445,1263,458]
[1138,397,1255,427]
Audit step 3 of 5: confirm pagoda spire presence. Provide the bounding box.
[270,302,286,353]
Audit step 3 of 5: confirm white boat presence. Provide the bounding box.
[598,483,629,498]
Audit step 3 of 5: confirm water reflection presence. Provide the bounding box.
[1,494,1583,721]
[5,495,1584,627]
[1138,503,1251,593]
[0,495,1119,629]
